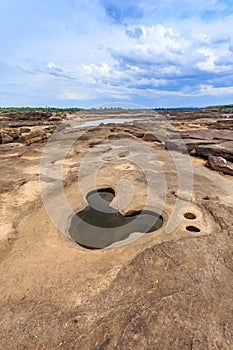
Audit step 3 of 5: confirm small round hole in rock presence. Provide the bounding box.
[184,212,196,220]
[186,225,200,233]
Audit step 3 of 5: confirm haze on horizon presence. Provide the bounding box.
[1,0,233,108]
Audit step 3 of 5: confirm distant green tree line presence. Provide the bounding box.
[0,107,83,113]
[219,104,233,111]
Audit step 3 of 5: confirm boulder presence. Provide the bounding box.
[0,133,14,144]
[134,131,144,138]
[6,129,21,140]
[78,134,90,141]
[206,155,233,176]
[142,132,161,142]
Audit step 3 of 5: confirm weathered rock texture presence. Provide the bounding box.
[0,110,63,145]
[207,155,233,176]
[0,109,233,349]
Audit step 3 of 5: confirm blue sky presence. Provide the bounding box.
[1,0,233,108]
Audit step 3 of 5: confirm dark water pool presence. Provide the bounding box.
[69,188,163,249]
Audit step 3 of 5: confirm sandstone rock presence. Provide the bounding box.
[213,120,233,129]
[0,142,26,158]
[49,116,62,122]
[56,123,71,131]
[20,127,31,133]
[78,134,90,141]
[206,155,233,176]
[20,130,47,145]
[195,141,233,160]
[6,129,21,140]
[86,127,99,133]
[108,133,135,140]
[134,131,144,138]
[0,133,14,144]
[1,110,233,350]
[165,139,219,153]
[179,129,233,142]
[126,128,145,138]
[88,140,102,148]
[0,111,60,130]
[142,132,161,142]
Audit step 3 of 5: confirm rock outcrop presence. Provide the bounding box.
[206,155,233,175]
[0,111,64,145]
[0,109,233,349]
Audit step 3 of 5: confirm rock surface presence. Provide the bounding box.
[142,132,161,142]
[206,155,233,175]
[166,126,233,164]
[195,141,233,160]
[0,110,64,145]
[0,109,233,349]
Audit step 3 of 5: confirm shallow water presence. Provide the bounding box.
[74,117,143,128]
[69,189,163,249]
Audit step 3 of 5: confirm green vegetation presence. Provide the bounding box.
[0,107,83,113]
[219,104,233,111]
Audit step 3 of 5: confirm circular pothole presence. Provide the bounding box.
[184,212,196,220]
[186,225,200,233]
[69,188,163,249]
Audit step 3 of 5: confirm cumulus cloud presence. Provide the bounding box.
[1,0,233,106]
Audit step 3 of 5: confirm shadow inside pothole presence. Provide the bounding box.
[68,188,163,249]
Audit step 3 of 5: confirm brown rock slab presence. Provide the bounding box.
[206,155,233,176]
[134,131,144,138]
[20,127,31,133]
[20,130,48,145]
[165,139,218,153]
[77,133,90,141]
[179,129,233,142]
[88,140,103,148]
[195,141,233,160]
[142,132,161,142]
[0,133,14,144]
[108,133,135,140]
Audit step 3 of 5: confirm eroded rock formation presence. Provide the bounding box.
[0,109,233,349]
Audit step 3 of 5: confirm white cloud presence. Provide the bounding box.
[1,0,233,106]
[62,91,92,100]
[47,62,57,69]
[200,84,233,95]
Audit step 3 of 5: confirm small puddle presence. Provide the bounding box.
[69,188,163,249]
